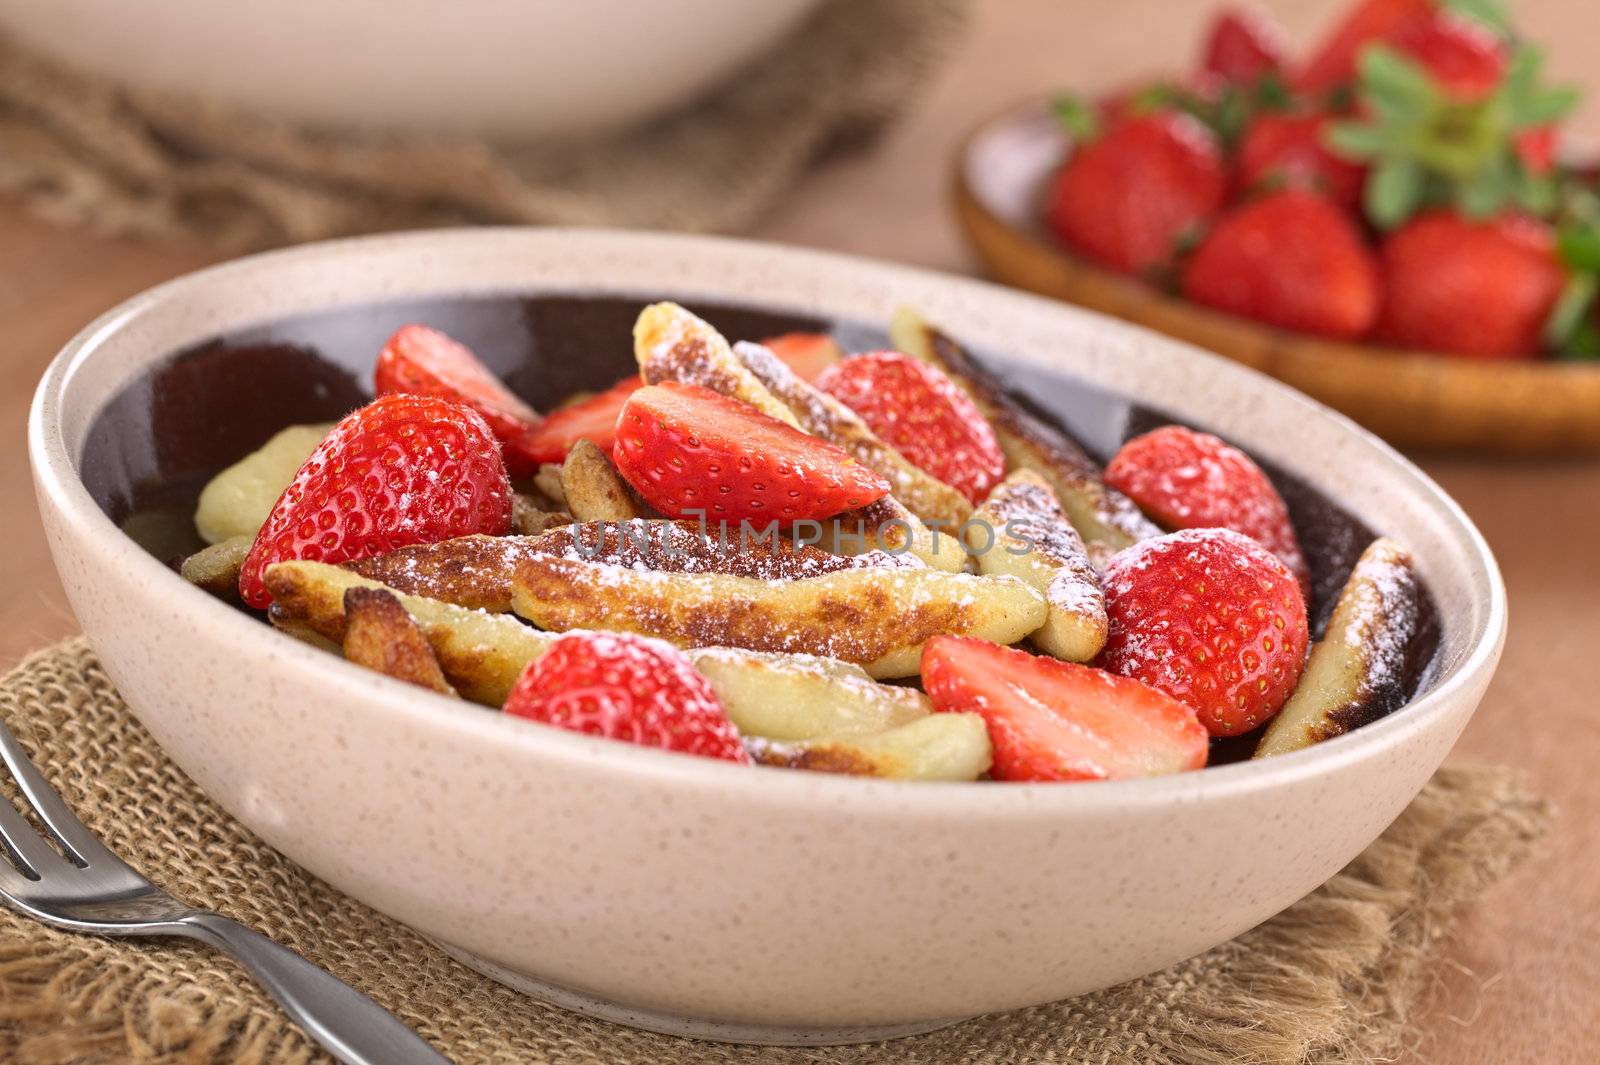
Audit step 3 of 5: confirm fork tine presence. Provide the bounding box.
[0,790,69,878]
[0,718,118,868]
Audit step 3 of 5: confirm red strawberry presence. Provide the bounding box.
[1514,125,1558,176]
[1097,529,1309,737]
[815,352,1005,504]
[1201,6,1288,84]
[921,637,1209,782]
[1385,11,1506,103]
[374,324,541,475]
[1294,0,1433,95]
[1180,190,1380,340]
[612,382,891,522]
[516,374,642,466]
[503,632,748,763]
[1046,112,1227,276]
[239,394,512,608]
[1376,211,1564,358]
[1236,112,1366,207]
[760,332,843,382]
[1105,425,1310,595]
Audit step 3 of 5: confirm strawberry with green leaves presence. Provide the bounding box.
[1325,21,1577,228]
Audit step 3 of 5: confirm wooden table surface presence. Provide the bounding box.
[3,1,1597,1060]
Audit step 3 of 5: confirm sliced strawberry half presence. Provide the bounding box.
[921,637,1209,783]
[239,394,512,608]
[504,631,749,763]
[612,382,891,523]
[760,332,844,382]
[514,374,642,467]
[815,351,1005,504]
[375,324,541,475]
[1104,425,1311,594]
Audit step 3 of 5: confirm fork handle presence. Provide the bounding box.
[178,912,452,1065]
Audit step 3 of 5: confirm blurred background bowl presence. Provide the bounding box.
[0,0,825,138]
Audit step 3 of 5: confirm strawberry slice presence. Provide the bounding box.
[1201,6,1288,84]
[375,325,541,475]
[504,631,749,763]
[514,374,642,467]
[238,394,512,608]
[921,637,1209,782]
[760,332,843,382]
[1104,425,1310,594]
[612,382,891,523]
[815,352,1005,504]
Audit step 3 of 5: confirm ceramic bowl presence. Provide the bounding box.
[29,229,1505,1045]
[0,0,823,138]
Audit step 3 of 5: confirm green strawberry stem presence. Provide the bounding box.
[1327,44,1578,229]
[1547,218,1600,358]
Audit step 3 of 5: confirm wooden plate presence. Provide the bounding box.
[953,101,1600,454]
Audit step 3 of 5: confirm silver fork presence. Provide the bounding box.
[0,718,451,1065]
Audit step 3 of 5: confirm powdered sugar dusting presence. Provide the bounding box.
[1328,537,1420,701]
[535,519,918,580]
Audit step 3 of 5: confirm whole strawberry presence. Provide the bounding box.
[1105,425,1310,595]
[815,351,1005,504]
[1385,10,1506,103]
[612,382,891,523]
[1180,190,1380,340]
[1200,6,1287,84]
[1046,111,1227,276]
[1377,211,1564,358]
[238,394,512,608]
[1235,113,1366,208]
[504,632,749,763]
[1097,528,1309,737]
[1294,0,1433,95]
[374,324,543,476]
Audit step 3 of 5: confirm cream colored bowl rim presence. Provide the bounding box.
[27,227,1507,817]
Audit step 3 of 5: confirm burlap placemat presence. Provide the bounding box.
[0,0,962,251]
[0,639,1549,1065]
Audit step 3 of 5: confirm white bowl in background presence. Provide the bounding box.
[0,0,824,138]
[29,229,1504,1044]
